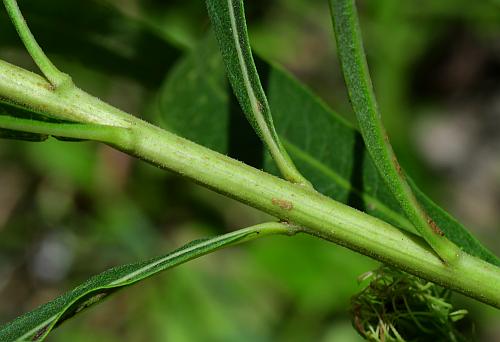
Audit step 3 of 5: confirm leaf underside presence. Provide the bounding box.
[205,0,311,185]
[0,230,257,341]
[205,0,282,153]
[158,35,500,267]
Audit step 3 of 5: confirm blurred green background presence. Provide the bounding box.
[0,0,499,341]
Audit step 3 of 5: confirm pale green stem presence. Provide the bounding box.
[328,0,460,264]
[0,60,133,126]
[0,59,498,308]
[2,0,73,89]
[0,115,130,144]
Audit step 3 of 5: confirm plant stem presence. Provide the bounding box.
[0,58,499,308]
[2,0,72,89]
[124,121,500,308]
[0,115,131,144]
[0,221,297,341]
[0,60,132,126]
[328,0,460,264]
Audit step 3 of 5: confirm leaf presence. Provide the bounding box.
[205,0,310,186]
[0,223,290,341]
[158,38,500,266]
[157,35,264,168]
[328,0,460,263]
[264,65,412,232]
[158,35,229,152]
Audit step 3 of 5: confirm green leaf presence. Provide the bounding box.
[205,0,310,186]
[0,223,292,341]
[158,39,499,266]
[328,0,460,263]
[158,35,229,152]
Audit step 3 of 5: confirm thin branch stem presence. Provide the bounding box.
[106,221,300,286]
[0,59,498,308]
[328,0,460,264]
[2,0,72,89]
[0,115,131,145]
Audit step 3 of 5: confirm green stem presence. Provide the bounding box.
[328,0,460,264]
[0,59,499,308]
[0,59,132,126]
[2,0,72,89]
[0,221,297,341]
[0,115,131,145]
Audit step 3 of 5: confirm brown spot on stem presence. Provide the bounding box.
[392,156,404,178]
[272,198,293,210]
[37,81,53,91]
[427,216,445,236]
[256,101,264,113]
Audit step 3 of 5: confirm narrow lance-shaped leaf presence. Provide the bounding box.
[0,223,295,341]
[158,37,499,266]
[3,0,71,88]
[205,0,311,187]
[328,0,460,263]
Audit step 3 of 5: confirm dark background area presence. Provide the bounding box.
[0,0,499,340]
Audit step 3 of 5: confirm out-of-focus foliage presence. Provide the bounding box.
[0,0,499,341]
